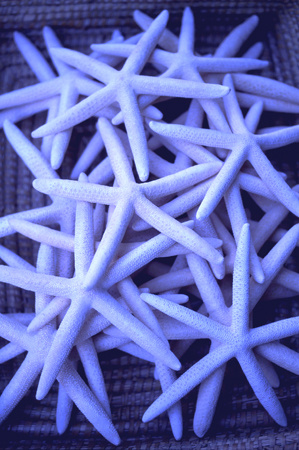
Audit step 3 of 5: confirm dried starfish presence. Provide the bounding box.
[141,223,299,433]
[31,11,229,181]
[0,244,121,445]
[33,117,223,289]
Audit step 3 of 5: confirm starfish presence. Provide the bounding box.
[0,243,121,445]
[140,223,299,434]
[31,11,230,181]
[33,117,223,290]
[0,174,182,402]
[92,8,267,134]
[149,76,299,221]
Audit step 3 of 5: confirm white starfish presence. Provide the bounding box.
[0,175,182,402]
[0,244,120,445]
[33,117,223,289]
[149,76,299,221]
[141,224,299,433]
[31,11,230,181]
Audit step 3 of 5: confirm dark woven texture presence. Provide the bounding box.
[0,1,299,448]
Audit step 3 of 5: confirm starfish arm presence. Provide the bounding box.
[116,85,150,181]
[14,31,56,81]
[104,221,194,287]
[122,10,169,75]
[237,349,287,426]
[195,57,268,73]
[42,26,70,75]
[98,117,135,184]
[225,184,264,283]
[141,268,193,293]
[133,10,179,52]
[177,7,195,54]
[0,352,43,423]
[223,74,249,133]
[215,15,259,57]
[256,125,299,150]
[231,223,250,335]
[118,277,167,341]
[141,293,228,342]
[0,205,59,237]
[71,130,104,179]
[88,156,114,185]
[135,195,223,264]
[57,360,121,445]
[9,219,75,252]
[275,267,299,293]
[143,162,221,200]
[76,311,111,344]
[256,342,299,375]
[49,47,117,84]
[56,384,74,434]
[142,344,234,422]
[50,84,80,170]
[3,120,58,181]
[250,224,299,311]
[251,202,290,253]
[0,342,25,364]
[94,334,131,353]
[255,353,280,388]
[133,75,229,99]
[250,317,299,347]
[242,42,264,59]
[186,253,229,321]
[91,290,181,371]
[74,174,95,279]
[149,121,239,149]
[211,213,236,273]
[0,77,63,109]
[232,73,299,104]
[196,145,248,222]
[0,265,72,298]
[0,244,35,271]
[40,98,59,159]
[248,144,299,216]
[117,342,156,362]
[84,197,134,289]
[27,296,70,332]
[36,299,90,400]
[77,338,111,416]
[193,345,226,437]
[236,92,299,113]
[133,178,212,231]
[32,84,116,138]
[0,97,55,128]
[244,101,264,133]
[155,360,183,440]
[33,178,120,205]
[238,172,277,201]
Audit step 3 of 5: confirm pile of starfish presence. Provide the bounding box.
[0,7,299,445]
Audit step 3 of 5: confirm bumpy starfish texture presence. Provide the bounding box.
[33,118,223,289]
[0,244,121,445]
[141,224,299,430]
[31,11,230,181]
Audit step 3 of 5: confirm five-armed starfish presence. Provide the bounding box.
[141,223,299,431]
[0,244,121,445]
[33,117,223,289]
[31,10,230,181]
[149,76,299,220]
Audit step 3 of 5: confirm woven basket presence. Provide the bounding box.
[0,1,299,448]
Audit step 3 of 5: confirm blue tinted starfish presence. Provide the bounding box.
[141,224,299,433]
